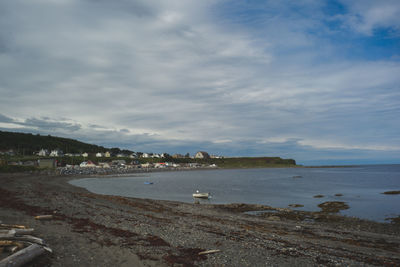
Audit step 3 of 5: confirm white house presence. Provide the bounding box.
[82,152,89,157]
[195,151,210,159]
[104,151,111,157]
[80,160,96,168]
[98,162,111,168]
[49,149,63,157]
[141,162,152,168]
[37,149,49,156]
[96,152,104,157]
[142,153,150,158]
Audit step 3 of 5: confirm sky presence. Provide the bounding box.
[0,0,399,165]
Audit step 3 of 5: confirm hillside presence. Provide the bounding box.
[0,131,296,168]
[0,130,110,155]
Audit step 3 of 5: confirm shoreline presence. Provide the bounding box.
[1,172,400,266]
[67,167,398,224]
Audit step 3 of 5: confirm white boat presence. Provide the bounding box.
[192,190,210,199]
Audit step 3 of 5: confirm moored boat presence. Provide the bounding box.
[192,190,210,199]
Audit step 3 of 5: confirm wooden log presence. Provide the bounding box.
[0,224,26,229]
[0,241,24,248]
[0,235,45,245]
[0,229,34,236]
[34,215,53,220]
[5,246,19,253]
[0,230,16,238]
[198,249,221,255]
[0,244,46,267]
[13,229,34,235]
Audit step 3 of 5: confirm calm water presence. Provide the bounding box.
[70,165,400,222]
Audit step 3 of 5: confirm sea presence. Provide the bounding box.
[69,164,400,222]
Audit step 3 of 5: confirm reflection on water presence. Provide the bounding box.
[70,165,400,222]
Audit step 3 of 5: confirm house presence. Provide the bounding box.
[194,151,210,159]
[165,162,179,167]
[80,160,96,168]
[49,149,63,157]
[104,151,111,158]
[116,153,127,158]
[81,152,89,157]
[112,160,126,166]
[98,162,111,168]
[188,162,201,168]
[154,162,166,168]
[129,153,137,159]
[96,152,104,157]
[37,149,49,156]
[141,162,153,168]
[172,154,184,159]
[141,153,150,158]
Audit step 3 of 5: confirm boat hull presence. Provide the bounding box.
[192,193,210,199]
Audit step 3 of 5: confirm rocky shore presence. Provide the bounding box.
[1,172,399,266]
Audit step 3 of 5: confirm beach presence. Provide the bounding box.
[1,172,400,266]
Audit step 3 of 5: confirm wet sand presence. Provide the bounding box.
[1,172,400,266]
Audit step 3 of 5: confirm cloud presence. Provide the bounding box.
[19,118,82,132]
[0,114,14,123]
[337,0,400,35]
[0,0,399,164]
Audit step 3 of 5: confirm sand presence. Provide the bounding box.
[1,172,399,266]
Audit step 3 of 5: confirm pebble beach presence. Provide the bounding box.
[1,172,400,266]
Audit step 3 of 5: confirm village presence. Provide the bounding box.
[1,148,221,175]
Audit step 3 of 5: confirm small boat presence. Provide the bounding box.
[192,190,210,199]
[144,181,154,185]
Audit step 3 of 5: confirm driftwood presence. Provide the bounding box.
[0,229,44,245]
[0,229,34,235]
[14,228,35,235]
[0,224,26,229]
[198,249,221,255]
[0,241,24,248]
[34,215,53,220]
[0,230,16,239]
[5,235,45,246]
[13,229,34,235]
[6,246,19,253]
[0,244,46,267]
[0,223,51,265]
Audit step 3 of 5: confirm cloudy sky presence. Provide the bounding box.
[1,0,399,165]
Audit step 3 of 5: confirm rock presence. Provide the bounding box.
[318,201,349,213]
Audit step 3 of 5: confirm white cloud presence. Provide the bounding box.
[0,0,399,163]
[338,0,400,35]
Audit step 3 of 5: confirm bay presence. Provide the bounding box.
[69,164,400,222]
